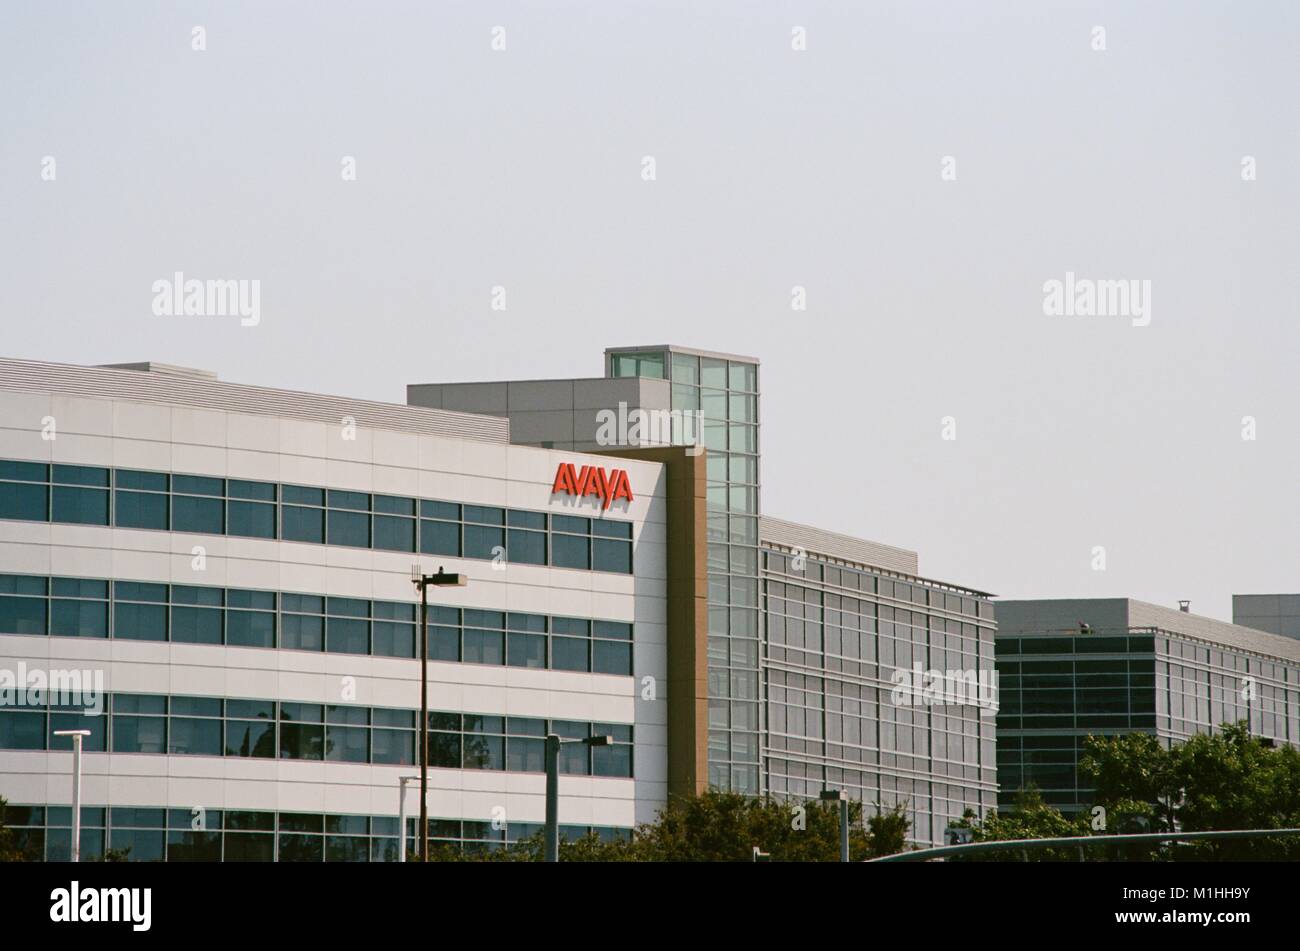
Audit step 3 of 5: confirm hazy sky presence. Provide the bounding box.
[2,1,1297,621]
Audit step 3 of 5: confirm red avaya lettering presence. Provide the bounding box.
[579,466,606,505]
[551,463,578,495]
[610,469,634,506]
[551,462,633,510]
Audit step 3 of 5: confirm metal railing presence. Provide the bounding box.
[870,828,1300,862]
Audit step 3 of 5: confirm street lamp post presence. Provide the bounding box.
[820,789,850,863]
[54,730,91,863]
[397,774,420,862]
[544,733,611,862]
[410,565,467,864]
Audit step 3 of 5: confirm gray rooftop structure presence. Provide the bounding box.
[1233,594,1300,641]
[997,597,1300,665]
[0,357,510,443]
[759,515,920,577]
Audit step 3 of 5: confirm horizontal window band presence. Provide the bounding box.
[0,572,635,676]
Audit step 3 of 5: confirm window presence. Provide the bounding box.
[227,480,277,539]
[51,465,110,525]
[428,606,460,662]
[593,539,632,574]
[593,723,634,777]
[551,515,590,570]
[168,696,223,756]
[593,620,633,675]
[279,702,324,760]
[171,586,223,645]
[50,578,108,637]
[111,694,167,754]
[0,461,49,521]
[226,589,275,648]
[225,699,276,758]
[0,709,46,749]
[427,711,461,768]
[281,594,324,652]
[372,600,415,658]
[114,470,168,530]
[505,718,545,772]
[326,598,369,655]
[0,574,47,635]
[325,705,369,763]
[326,490,370,548]
[172,475,225,534]
[372,708,415,765]
[114,581,168,641]
[463,506,505,560]
[506,613,547,669]
[462,715,505,770]
[281,485,324,543]
[463,610,504,665]
[419,501,460,556]
[373,495,416,552]
[551,617,590,672]
[506,510,546,565]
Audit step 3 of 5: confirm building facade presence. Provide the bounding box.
[760,521,997,847]
[0,347,1001,857]
[995,598,1300,816]
[0,358,670,860]
[408,344,999,846]
[1233,593,1300,642]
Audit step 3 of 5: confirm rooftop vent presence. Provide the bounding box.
[96,362,218,382]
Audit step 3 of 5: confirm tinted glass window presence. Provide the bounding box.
[52,486,108,525]
[0,483,48,521]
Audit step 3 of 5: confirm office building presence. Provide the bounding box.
[995,598,1300,816]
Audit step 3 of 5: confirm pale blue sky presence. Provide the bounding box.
[2,1,1297,620]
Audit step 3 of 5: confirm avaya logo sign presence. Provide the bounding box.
[551,463,634,511]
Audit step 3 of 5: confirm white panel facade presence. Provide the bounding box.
[0,384,670,848]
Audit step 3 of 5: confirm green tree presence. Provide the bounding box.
[1079,732,1176,833]
[1081,721,1300,860]
[0,797,38,862]
[407,789,909,861]
[948,787,1091,861]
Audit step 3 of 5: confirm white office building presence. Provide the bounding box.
[0,358,669,860]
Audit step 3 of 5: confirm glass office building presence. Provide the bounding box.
[995,598,1300,815]
[760,533,997,846]
[607,347,762,794]
[409,344,1000,845]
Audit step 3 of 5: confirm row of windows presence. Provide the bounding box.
[996,713,1157,730]
[763,550,993,621]
[610,349,758,392]
[0,573,634,675]
[0,460,634,573]
[0,805,631,862]
[995,635,1158,655]
[0,693,635,777]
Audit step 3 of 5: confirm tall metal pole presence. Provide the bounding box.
[70,733,84,863]
[398,776,409,863]
[419,580,429,863]
[839,797,850,863]
[544,734,560,862]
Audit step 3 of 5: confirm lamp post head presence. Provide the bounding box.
[411,565,468,588]
[53,730,91,737]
